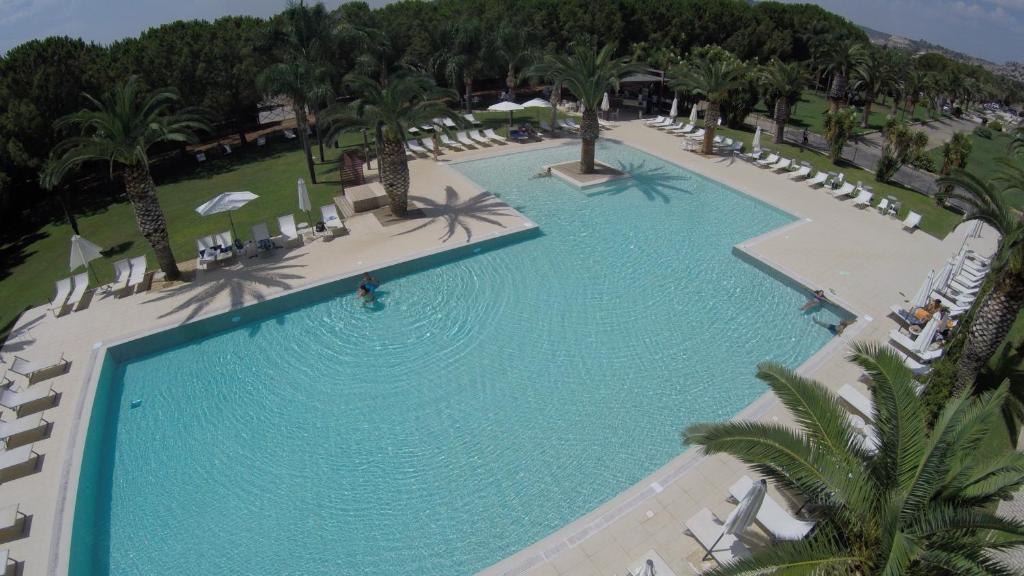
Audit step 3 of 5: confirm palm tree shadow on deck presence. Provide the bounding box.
[585,159,694,203]
[400,186,512,243]
[143,254,307,323]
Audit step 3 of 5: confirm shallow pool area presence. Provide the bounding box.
[71,142,847,576]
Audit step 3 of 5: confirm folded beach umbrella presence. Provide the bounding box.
[298,178,312,223]
[600,92,610,112]
[488,100,524,128]
[752,126,762,151]
[69,234,103,283]
[704,478,765,559]
[910,269,934,310]
[669,95,678,119]
[689,103,698,125]
[196,191,259,238]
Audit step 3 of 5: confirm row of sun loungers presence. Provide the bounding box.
[51,256,152,316]
[49,273,90,317]
[197,209,347,268]
[406,129,509,156]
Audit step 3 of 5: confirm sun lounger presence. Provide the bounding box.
[770,158,792,171]
[49,278,72,317]
[645,115,667,126]
[483,129,507,144]
[852,190,873,208]
[62,272,90,315]
[440,134,464,150]
[837,383,874,421]
[463,113,481,126]
[406,140,428,155]
[889,329,943,361]
[215,231,233,249]
[669,123,695,135]
[756,153,780,167]
[112,259,132,293]
[685,508,752,564]
[627,550,678,576]
[538,120,554,133]
[319,205,346,237]
[830,182,857,198]
[948,277,981,295]
[658,122,685,132]
[728,476,815,541]
[0,444,39,476]
[256,136,266,146]
[467,130,491,145]
[420,138,440,154]
[597,118,614,129]
[277,214,303,247]
[441,117,457,128]
[805,172,827,187]
[787,166,811,180]
[10,354,69,385]
[649,117,674,128]
[876,198,891,214]
[252,223,274,252]
[126,255,152,294]
[932,289,974,310]
[0,384,56,415]
[0,413,47,444]
[455,131,477,147]
[684,128,706,140]
[719,141,744,155]
[902,211,922,231]
[739,149,763,162]
[557,119,578,132]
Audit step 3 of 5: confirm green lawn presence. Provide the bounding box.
[754,90,932,135]
[716,125,963,239]
[925,130,1024,209]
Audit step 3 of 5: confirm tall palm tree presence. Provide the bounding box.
[531,45,641,172]
[759,60,806,144]
[852,48,897,128]
[684,344,1024,576]
[431,19,491,113]
[939,131,973,181]
[672,57,747,155]
[823,107,857,164]
[902,68,929,120]
[494,24,535,102]
[258,0,336,184]
[938,143,1024,393]
[41,76,209,281]
[322,72,460,217]
[818,40,867,112]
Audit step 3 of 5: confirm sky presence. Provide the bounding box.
[0,0,1020,63]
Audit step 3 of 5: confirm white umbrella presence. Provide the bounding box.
[196,191,259,237]
[915,314,941,354]
[521,98,551,108]
[488,100,525,127]
[69,234,103,284]
[752,126,762,152]
[910,269,934,310]
[297,178,312,223]
[669,95,679,119]
[601,92,610,112]
[689,103,698,125]
[705,479,765,560]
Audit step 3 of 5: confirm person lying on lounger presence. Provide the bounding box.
[800,289,829,311]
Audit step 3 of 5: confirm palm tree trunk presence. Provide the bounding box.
[579,108,600,173]
[549,84,561,135]
[378,137,410,217]
[828,73,846,111]
[313,102,325,161]
[464,78,473,113]
[506,66,516,100]
[294,105,317,184]
[124,164,180,280]
[773,97,788,144]
[702,102,720,155]
[954,272,1024,394]
[862,98,873,128]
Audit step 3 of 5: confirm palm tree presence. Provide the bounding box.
[822,107,857,164]
[531,45,641,172]
[684,344,1024,576]
[672,57,747,155]
[322,72,460,217]
[902,68,929,120]
[258,1,336,184]
[431,19,491,113]
[938,131,973,190]
[851,47,897,128]
[818,40,867,111]
[42,76,209,281]
[759,60,805,144]
[938,143,1024,393]
[494,24,535,102]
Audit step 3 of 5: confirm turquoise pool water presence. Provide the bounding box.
[72,142,844,576]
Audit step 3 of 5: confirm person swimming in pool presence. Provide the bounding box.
[812,315,855,336]
[801,289,829,311]
[357,272,380,304]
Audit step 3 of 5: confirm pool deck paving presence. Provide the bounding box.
[0,118,999,576]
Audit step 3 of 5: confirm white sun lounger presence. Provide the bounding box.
[669,124,695,134]
[645,115,666,126]
[557,119,577,132]
[63,272,89,315]
[658,122,685,132]
[538,120,554,132]
[112,258,132,293]
[406,140,428,155]
[10,354,69,385]
[889,329,943,362]
[455,131,477,147]
[876,198,891,214]
[468,130,491,145]
[420,138,439,153]
[319,205,346,237]
[597,118,614,129]
[277,214,302,247]
[483,129,507,144]
[441,117,457,128]
[0,444,38,474]
[903,211,922,231]
[0,413,47,443]
[852,190,873,208]
[49,278,72,317]
[830,182,857,198]
[649,117,674,128]
[728,476,815,541]
[440,134,464,150]
[685,508,752,564]
[126,255,151,294]
[770,158,792,171]
[283,129,296,139]
[837,383,874,421]
[739,149,763,162]
[463,113,481,126]
[756,153,780,167]
[804,172,827,187]
[787,166,811,180]
[0,384,56,415]
[684,129,706,140]
[252,223,274,252]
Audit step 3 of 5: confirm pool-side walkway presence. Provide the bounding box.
[0,120,998,576]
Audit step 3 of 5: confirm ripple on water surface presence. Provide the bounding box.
[89,142,844,576]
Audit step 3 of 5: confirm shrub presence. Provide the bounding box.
[989,119,1003,132]
[912,155,937,172]
[974,125,993,139]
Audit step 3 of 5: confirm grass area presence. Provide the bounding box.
[0,140,344,341]
[924,130,1024,209]
[754,90,931,135]
[716,125,963,239]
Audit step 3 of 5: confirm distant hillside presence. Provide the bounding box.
[860,24,1023,83]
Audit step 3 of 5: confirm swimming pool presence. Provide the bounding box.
[71,142,845,576]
